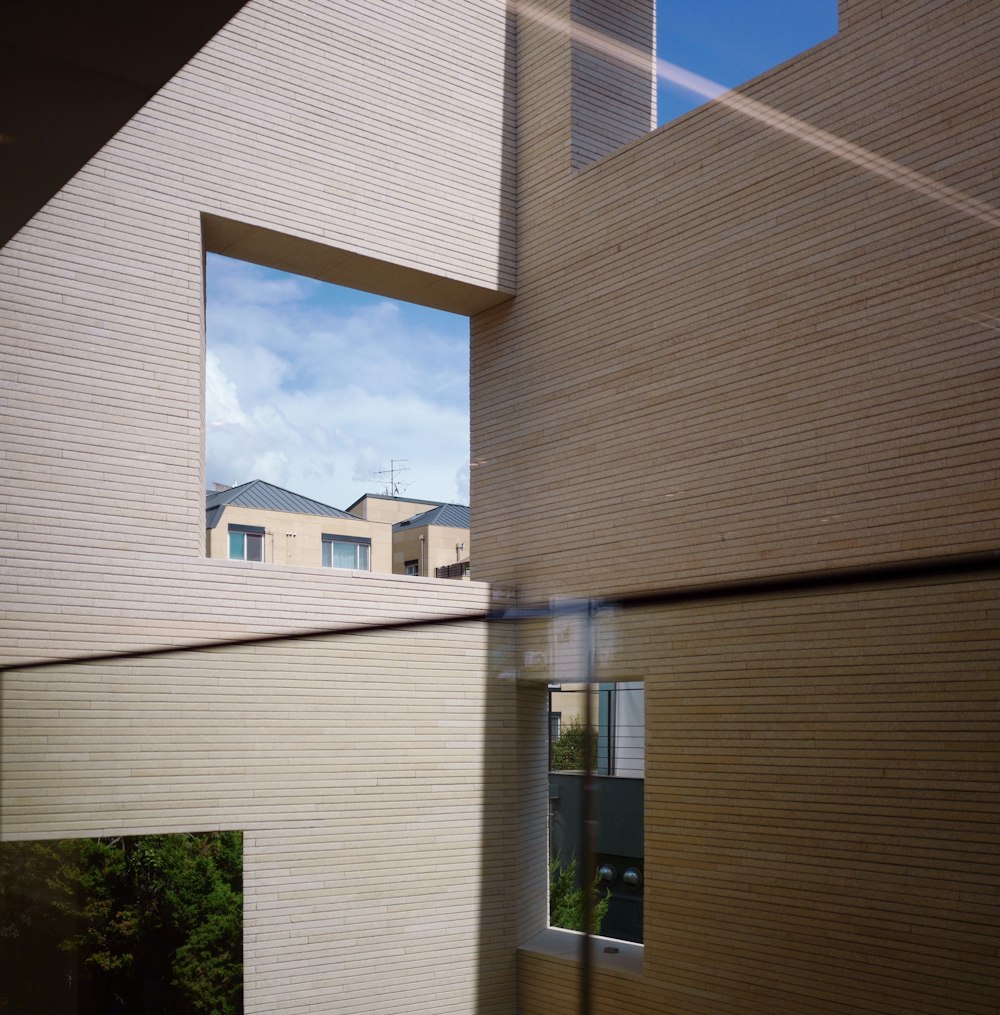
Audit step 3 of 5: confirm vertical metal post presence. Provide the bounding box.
[580,599,597,1015]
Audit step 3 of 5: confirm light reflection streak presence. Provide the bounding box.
[513,0,1000,231]
[969,312,1000,333]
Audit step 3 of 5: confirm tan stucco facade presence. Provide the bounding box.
[393,522,471,578]
[2,1,999,1014]
[347,494,443,524]
[206,504,392,572]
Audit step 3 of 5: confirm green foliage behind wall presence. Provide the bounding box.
[0,831,243,1014]
[550,717,597,771]
[549,855,610,935]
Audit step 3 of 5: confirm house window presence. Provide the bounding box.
[322,534,371,570]
[228,524,264,561]
[404,559,419,576]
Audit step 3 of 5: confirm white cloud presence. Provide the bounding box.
[210,255,309,306]
[205,350,248,429]
[205,256,470,508]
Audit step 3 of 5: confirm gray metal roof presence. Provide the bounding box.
[205,479,355,528]
[393,503,470,530]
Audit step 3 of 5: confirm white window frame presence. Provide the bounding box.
[322,534,371,570]
[228,525,264,562]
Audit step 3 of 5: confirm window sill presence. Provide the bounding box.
[518,927,643,980]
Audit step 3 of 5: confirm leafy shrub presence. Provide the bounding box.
[550,718,597,771]
[549,855,610,934]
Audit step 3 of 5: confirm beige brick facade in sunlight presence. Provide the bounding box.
[1,1,516,1011]
[2,1,998,1013]
[473,1,1000,1012]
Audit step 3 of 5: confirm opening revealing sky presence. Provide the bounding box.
[205,253,470,510]
[205,2,837,511]
[657,1,837,123]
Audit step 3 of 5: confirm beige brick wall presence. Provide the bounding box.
[476,0,1000,1012]
[1,576,509,1013]
[0,555,517,1012]
[519,575,1000,1014]
[571,0,656,168]
[4,0,999,1013]
[0,1,518,1012]
[1,0,513,570]
[475,0,1000,600]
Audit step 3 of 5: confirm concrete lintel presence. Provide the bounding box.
[202,213,514,317]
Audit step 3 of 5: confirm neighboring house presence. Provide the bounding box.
[548,682,644,778]
[206,479,391,573]
[207,482,469,579]
[346,492,444,525]
[392,503,471,578]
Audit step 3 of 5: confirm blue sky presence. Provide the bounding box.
[657,2,837,123]
[205,2,837,510]
[205,254,470,508]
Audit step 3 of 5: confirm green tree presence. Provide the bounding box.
[549,856,610,934]
[0,838,82,1014]
[154,831,243,1014]
[550,717,598,771]
[0,831,242,1014]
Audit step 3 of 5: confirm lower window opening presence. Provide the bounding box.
[0,830,244,1014]
[548,681,644,943]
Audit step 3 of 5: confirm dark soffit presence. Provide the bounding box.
[0,0,248,248]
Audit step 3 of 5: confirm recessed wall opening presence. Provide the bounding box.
[548,681,645,944]
[203,251,473,579]
[0,831,243,1014]
[656,0,839,124]
[570,0,839,166]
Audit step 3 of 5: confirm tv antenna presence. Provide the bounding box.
[374,459,411,497]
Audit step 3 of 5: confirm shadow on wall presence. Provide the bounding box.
[0,0,249,246]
